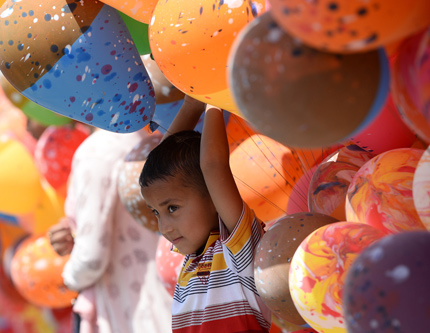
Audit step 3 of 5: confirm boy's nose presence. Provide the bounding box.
[158,218,174,235]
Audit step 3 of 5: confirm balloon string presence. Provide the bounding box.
[229,115,308,207]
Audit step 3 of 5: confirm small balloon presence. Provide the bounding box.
[100,0,157,24]
[0,0,155,133]
[345,148,426,234]
[309,145,374,221]
[343,231,430,333]
[413,146,430,230]
[254,212,338,325]
[10,235,78,308]
[229,12,390,148]
[268,0,430,53]
[289,222,385,333]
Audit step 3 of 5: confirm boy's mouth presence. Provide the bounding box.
[172,237,183,245]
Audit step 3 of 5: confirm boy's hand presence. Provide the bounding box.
[47,218,74,256]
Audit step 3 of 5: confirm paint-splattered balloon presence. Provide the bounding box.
[343,231,430,332]
[0,0,155,133]
[413,146,430,230]
[155,236,184,297]
[309,145,374,221]
[228,12,390,148]
[391,28,430,144]
[34,124,90,197]
[289,222,385,333]
[254,212,338,325]
[268,0,430,53]
[345,148,426,234]
[149,0,266,116]
[10,235,78,308]
[118,130,162,232]
[100,0,157,24]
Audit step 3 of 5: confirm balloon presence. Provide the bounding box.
[349,93,417,154]
[0,212,18,226]
[391,28,430,144]
[149,0,266,115]
[118,12,151,55]
[141,55,185,105]
[155,236,183,297]
[0,137,43,215]
[309,145,374,221]
[0,87,28,139]
[343,231,430,333]
[289,222,385,333]
[285,167,315,215]
[225,114,259,153]
[34,124,90,196]
[0,0,155,133]
[0,74,72,126]
[100,0,157,24]
[10,235,78,308]
[345,148,426,234]
[118,130,162,232]
[230,133,304,222]
[254,213,338,325]
[268,0,430,53]
[413,146,430,230]
[271,314,315,333]
[228,12,390,148]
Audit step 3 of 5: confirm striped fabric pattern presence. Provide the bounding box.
[171,203,272,332]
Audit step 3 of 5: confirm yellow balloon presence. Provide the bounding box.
[0,138,43,214]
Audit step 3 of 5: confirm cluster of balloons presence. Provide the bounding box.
[1,0,430,333]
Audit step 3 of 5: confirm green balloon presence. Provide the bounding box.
[21,101,72,126]
[119,11,151,56]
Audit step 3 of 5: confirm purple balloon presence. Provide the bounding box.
[343,231,430,332]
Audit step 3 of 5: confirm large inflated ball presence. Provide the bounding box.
[345,148,426,234]
[413,146,430,230]
[155,236,184,297]
[230,133,304,222]
[149,0,266,115]
[255,213,338,325]
[10,235,78,308]
[0,0,155,133]
[0,137,43,215]
[289,222,385,333]
[100,0,157,24]
[391,28,430,144]
[229,12,390,148]
[343,231,430,332]
[34,125,90,197]
[349,94,416,154]
[118,130,162,232]
[268,0,430,53]
[309,145,374,221]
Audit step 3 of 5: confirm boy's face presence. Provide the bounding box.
[141,175,219,255]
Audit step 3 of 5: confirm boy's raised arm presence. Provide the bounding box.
[161,95,206,141]
[200,104,243,234]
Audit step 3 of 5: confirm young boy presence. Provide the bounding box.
[139,96,271,332]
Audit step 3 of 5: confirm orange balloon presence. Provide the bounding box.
[149,0,266,115]
[230,134,304,222]
[99,0,157,24]
[226,114,259,153]
[269,0,430,53]
[10,235,78,308]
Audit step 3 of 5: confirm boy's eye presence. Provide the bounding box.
[168,205,178,213]
[151,209,159,216]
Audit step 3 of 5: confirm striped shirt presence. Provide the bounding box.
[171,202,272,332]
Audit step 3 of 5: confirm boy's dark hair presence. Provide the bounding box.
[139,130,209,196]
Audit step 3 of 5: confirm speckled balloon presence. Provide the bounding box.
[268,0,430,53]
[118,130,162,232]
[10,235,78,308]
[155,236,184,297]
[149,0,266,116]
[254,212,338,325]
[413,146,430,230]
[309,145,374,221]
[99,0,157,24]
[228,12,390,148]
[391,28,430,144]
[343,231,430,332]
[345,148,426,234]
[289,222,385,333]
[34,124,90,193]
[0,0,155,133]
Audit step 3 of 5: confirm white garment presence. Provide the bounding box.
[62,129,172,333]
